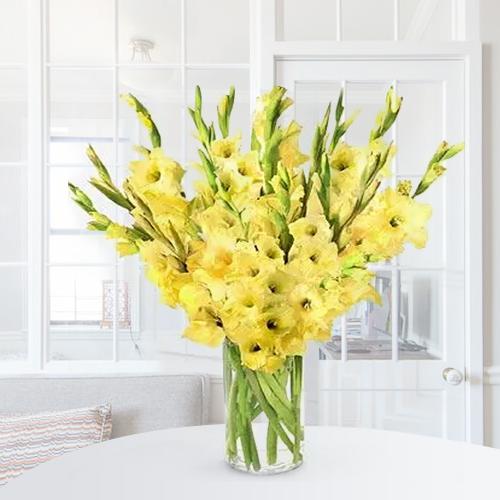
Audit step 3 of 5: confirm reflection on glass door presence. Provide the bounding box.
[277,57,465,439]
[320,271,442,361]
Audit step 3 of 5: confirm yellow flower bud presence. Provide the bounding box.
[138,112,153,131]
[397,180,412,197]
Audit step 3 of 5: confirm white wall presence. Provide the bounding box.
[480,0,500,448]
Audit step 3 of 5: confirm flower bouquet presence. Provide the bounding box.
[69,85,462,474]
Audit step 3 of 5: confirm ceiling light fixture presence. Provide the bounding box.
[129,38,155,63]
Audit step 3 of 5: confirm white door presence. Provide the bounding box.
[276,58,467,440]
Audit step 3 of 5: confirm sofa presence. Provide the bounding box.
[0,373,212,438]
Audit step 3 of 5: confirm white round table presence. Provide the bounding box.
[4,425,500,499]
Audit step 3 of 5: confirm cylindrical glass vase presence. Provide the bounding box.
[223,340,304,474]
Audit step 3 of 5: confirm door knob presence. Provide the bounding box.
[442,367,464,385]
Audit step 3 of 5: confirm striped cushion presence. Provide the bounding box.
[0,404,112,485]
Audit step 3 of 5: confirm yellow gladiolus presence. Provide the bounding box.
[178,282,213,317]
[288,214,332,244]
[239,334,285,373]
[183,309,225,347]
[288,240,340,280]
[349,188,432,260]
[254,234,284,263]
[195,202,242,239]
[210,135,241,159]
[329,142,365,174]
[279,121,309,170]
[129,148,184,197]
[276,331,306,357]
[258,305,296,337]
[228,244,275,280]
[71,85,460,374]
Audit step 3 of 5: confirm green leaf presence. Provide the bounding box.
[121,93,161,148]
[86,145,113,185]
[271,209,293,256]
[209,123,216,142]
[442,142,464,160]
[68,182,95,214]
[89,178,133,210]
[217,86,236,138]
[369,87,402,141]
[413,163,446,197]
[189,87,212,147]
[329,110,358,154]
[360,180,381,210]
[262,127,283,188]
[413,141,464,198]
[320,102,332,135]
[335,89,344,122]
[198,149,218,193]
[195,85,202,111]
[87,220,109,231]
[310,125,321,158]
[167,221,186,260]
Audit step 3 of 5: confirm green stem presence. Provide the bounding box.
[226,368,239,459]
[223,340,233,402]
[224,342,303,469]
[250,403,262,420]
[248,420,261,471]
[260,372,293,410]
[256,373,296,434]
[237,375,253,469]
[291,356,303,463]
[266,424,278,465]
[244,368,295,454]
[265,368,290,466]
[226,342,262,471]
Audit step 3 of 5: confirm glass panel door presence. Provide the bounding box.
[276,58,465,439]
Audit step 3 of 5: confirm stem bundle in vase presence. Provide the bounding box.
[69,85,463,474]
[224,340,303,472]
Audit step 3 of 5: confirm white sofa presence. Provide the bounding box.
[0,374,211,438]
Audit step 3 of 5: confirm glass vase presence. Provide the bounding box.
[223,340,304,474]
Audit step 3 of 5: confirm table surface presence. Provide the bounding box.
[4,425,500,500]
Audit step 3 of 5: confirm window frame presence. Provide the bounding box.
[0,0,251,374]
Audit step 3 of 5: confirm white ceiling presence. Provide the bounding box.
[0,0,451,100]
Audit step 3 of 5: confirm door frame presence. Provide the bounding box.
[250,1,483,444]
